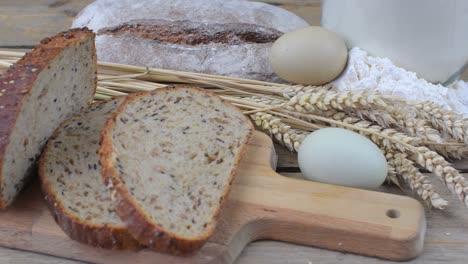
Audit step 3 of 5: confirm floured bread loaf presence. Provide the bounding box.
[100,87,253,254]
[0,28,96,208]
[72,0,309,81]
[96,20,283,81]
[39,98,140,249]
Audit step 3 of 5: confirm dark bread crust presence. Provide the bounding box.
[0,28,97,209]
[99,86,253,255]
[38,100,141,250]
[98,19,282,46]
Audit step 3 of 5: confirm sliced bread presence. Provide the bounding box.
[0,29,97,208]
[39,98,140,249]
[99,86,253,254]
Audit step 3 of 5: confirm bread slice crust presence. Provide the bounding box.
[99,86,253,255]
[0,28,97,209]
[38,99,141,250]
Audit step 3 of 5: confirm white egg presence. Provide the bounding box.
[298,128,387,190]
[269,26,348,85]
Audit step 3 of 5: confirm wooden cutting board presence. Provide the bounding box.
[0,131,425,263]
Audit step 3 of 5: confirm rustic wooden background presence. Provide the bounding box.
[0,0,467,263]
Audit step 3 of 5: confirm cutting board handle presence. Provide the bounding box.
[229,164,426,261]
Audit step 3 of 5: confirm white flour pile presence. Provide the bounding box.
[332,47,468,116]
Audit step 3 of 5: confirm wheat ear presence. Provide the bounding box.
[334,113,468,206]
[414,147,468,206]
[287,89,468,158]
[288,89,437,139]
[318,112,421,152]
[287,89,388,113]
[414,101,468,143]
[386,152,448,209]
[328,112,468,206]
[386,162,401,187]
[250,112,309,152]
[380,107,467,158]
[287,110,468,206]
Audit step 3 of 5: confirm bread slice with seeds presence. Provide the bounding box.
[0,28,96,208]
[39,98,140,249]
[99,86,253,254]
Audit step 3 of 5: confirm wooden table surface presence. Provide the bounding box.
[1,1,468,263]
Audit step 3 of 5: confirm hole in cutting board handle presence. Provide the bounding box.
[386,209,400,219]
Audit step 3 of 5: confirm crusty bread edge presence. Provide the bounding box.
[99,86,254,255]
[0,28,97,209]
[38,99,141,250]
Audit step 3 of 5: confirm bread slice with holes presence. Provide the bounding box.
[0,28,96,209]
[99,86,253,254]
[39,98,140,249]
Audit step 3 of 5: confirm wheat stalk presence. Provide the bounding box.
[287,111,420,152]
[226,97,465,155]
[250,107,450,209]
[252,111,411,191]
[286,88,468,158]
[381,107,467,159]
[326,113,468,205]
[2,50,468,209]
[280,110,468,205]
[225,97,420,153]
[251,109,449,208]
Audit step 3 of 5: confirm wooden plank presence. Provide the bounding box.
[257,0,321,5]
[0,247,84,264]
[278,4,321,25]
[0,0,93,46]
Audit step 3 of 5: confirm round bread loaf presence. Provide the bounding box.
[72,0,309,81]
[95,19,284,81]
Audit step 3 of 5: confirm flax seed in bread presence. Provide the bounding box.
[99,87,253,255]
[39,98,140,250]
[0,28,96,208]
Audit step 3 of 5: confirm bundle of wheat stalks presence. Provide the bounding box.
[1,50,467,210]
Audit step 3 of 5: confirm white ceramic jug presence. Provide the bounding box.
[321,0,468,84]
